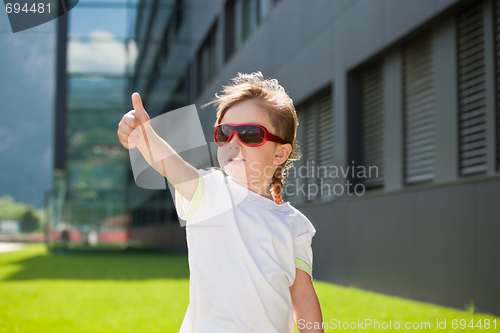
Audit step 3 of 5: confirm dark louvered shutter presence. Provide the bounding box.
[494,0,500,170]
[303,102,317,201]
[316,92,335,200]
[457,3,487,176]
[285,88,334,203]
[403,33,436,184]
[361,63,385,188]
[285,102,313,204]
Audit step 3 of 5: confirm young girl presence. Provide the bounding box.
[117,72,324,332]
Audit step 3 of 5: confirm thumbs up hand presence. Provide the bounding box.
[117,93,200,201]
[131,92,151,126]
[117,92,152,150]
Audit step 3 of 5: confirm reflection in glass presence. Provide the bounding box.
[68,150,127,192]
[243,0,259,41]
[47,0,191,251]
[69,76,127,112]
[68,39,128,74]
[68,113,124,147]
[68,7,128,39]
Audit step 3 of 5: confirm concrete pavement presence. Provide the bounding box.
[0,242,25,253]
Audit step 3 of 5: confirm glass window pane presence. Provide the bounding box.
[68,113,124,146]
[129,77,181,114]
[69,76,127,112]
[243,0,258,39]
[68,153,128,192]
[69,7,128,39]
[68,39,128,75]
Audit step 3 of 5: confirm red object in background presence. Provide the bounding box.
[69,230,81,242]
[98,229,128,244]
[45,225,128,245]
[101,215,132,229]
[47,228,128,245]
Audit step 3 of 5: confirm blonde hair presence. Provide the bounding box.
[202,71,302,203]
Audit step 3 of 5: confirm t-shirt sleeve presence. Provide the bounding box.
[293,213,316,280]
[174,168,226,225]
[174,169,204,222]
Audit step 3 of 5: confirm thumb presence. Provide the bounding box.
[131,92,150,125]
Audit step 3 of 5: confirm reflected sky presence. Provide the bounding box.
[67,2,143,75]
[68,2,130,75]
[69,7,129,40]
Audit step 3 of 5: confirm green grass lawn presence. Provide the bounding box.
[0,244,498,332]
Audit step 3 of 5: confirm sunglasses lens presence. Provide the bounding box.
[237,125,265,146]
[215,126,229,145]
[215,125,266,146]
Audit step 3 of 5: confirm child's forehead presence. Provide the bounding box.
[222,100,272,123]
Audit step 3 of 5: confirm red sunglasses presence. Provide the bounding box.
[214,123,287,147]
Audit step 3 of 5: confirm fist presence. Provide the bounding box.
[117,92,151,149]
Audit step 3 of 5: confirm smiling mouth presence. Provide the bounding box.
[228,157,245,162]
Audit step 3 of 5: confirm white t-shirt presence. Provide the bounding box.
[174,168,316,333]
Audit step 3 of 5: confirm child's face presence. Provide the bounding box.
[217,99,289,186]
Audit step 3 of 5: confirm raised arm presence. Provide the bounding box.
[117,92,200,201]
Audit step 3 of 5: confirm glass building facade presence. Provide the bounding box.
[46,0,190,250]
